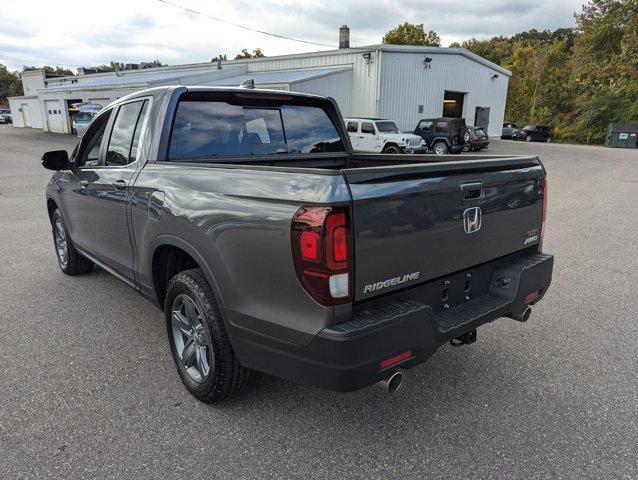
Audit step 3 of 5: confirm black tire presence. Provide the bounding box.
[51,209,94,275]
[165,268,252,403]
[525,135,532,142]
[546,136,552,143]
[383,144,401,154]
[433,141,448,155]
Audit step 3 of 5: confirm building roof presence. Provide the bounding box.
[203,67,351,87]
[43,67,219,91]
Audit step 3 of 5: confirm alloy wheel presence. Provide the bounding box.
[54,218,68,268]
[171,294,213,383]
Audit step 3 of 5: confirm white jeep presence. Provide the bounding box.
[344,118,424,154]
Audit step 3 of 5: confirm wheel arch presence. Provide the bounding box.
[46,197,58,223]
[149,235,225,311]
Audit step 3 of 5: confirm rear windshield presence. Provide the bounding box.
[74,113,94,122]
[169,101,345,158]
[475,128,486,136]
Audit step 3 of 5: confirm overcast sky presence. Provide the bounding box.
[0,0,588,72]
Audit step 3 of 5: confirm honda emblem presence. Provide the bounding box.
[463,207,482,234]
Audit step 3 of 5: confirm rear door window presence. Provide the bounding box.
[105,100,147,166]
[361,122,375,134]
[169,100,345,158]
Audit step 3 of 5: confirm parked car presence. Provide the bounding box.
[344,118,424,153]
[502,122,518,139]
[71,102,104,137]
[42,86,553,403]
[463,126,490,151]
[0,113,12,124]
[413,117,469,154]
[512,125,553,143]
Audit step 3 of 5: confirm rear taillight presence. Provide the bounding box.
[540,177,548,245]
[291,206,352,305]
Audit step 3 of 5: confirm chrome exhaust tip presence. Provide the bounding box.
[508,306,532,322]
[376,370,404,393]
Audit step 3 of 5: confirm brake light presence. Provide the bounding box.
[291,206,352,305]
[540,177,548,246]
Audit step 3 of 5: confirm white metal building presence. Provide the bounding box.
[8,43,511,137]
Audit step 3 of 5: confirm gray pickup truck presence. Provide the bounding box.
[42,86,553,403]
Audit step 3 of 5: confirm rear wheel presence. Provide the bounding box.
[546,136,552,143]
[165,268,253,403]
[433,141,448,155]
[51,209,93,275]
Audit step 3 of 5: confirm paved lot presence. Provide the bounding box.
[0,125,636,479]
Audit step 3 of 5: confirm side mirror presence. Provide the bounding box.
[42,150,70,171]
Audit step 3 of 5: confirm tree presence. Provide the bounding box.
[23,65,74,76]
[211,54,227,62]
[382,22,441,47]
[234,48,265,60]
[0,64,23,105]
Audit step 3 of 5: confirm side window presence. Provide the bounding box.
[435,122,447,133]
[129,101,149,163]
[105,101,147,166]
[77,110,112,167]
[418,120,433,131]
[347,121,358,133]
[361,122,375,134]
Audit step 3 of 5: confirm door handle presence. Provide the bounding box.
[460,181,483,200]
[113,180,127,190]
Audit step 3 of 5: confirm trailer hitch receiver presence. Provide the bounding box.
[450,329,477,347]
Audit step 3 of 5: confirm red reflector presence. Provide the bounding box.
[333,226,347,262]
[300,231,320,261]
[380,350,412,370]
[525,290,540,303]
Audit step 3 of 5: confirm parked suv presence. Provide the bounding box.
[502,122,518,139]
[345,118,424,153]
[512,125,553,143]
[414,118,469,154]
[463,126,489,151]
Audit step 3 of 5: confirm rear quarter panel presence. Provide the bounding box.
[131,163,351,346]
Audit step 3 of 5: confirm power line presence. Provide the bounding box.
[157,0,335,48]
[0,53,85,68]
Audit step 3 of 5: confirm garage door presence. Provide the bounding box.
[44,100,66,133]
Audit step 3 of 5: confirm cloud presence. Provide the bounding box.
[0,0,586,72]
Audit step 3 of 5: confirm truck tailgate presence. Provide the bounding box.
[343,157,545,301]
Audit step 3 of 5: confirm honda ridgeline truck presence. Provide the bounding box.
[42,86,553,403]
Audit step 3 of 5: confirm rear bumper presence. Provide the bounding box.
[471,140,490,149]
[231,252,554,392]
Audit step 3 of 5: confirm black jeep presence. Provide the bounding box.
[414,118,469,154]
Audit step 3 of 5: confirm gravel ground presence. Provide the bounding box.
[0,125,636,479]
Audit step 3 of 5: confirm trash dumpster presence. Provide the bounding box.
[605,123,637,148]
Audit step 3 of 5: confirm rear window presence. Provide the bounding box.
[169,101,344,158]
[74,113,93,122]
[476,128,486,136]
